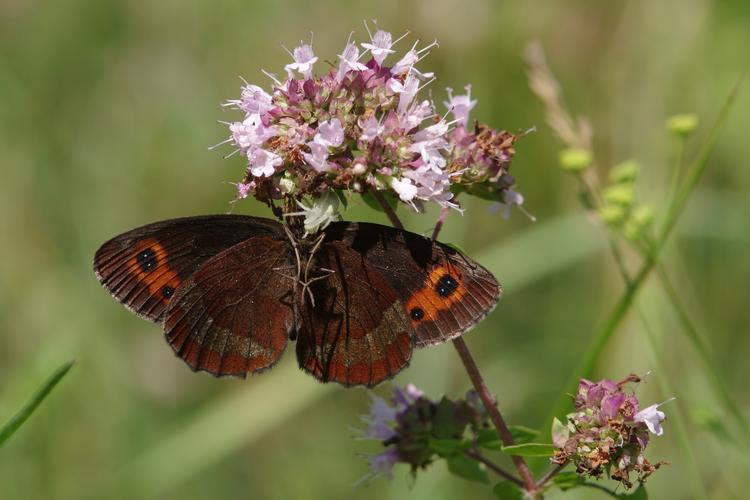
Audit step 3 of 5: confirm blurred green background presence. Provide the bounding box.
[1,0,748,498]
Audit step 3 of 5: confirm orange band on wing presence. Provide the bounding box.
[125,238,182,301]
[405,263,465,322]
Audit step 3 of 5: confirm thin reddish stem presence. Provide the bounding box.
[373,193,538,494]
[372,191,404,230]
[453,337,537,491]
[466,449,523,486]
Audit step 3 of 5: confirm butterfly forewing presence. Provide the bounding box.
[164,235,295,377]
[296,242,414,387]
[93,215,283,322]
[324,222,502,347]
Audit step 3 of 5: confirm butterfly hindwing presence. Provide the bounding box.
[323,221,501,347]
[93,215,283,322]
[163,235,295,377]
[296,241,413,387]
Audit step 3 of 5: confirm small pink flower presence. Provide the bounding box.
[236,182,254,199]
[412,120,450,143]
[393,383,424,408]
[239,84,274,115]
[303,141,332,172]
[315,118,344,148]
[358,116,383,142]
[635,401,673,436]
[230,115,277,152]
[493,188,527,220]
[390,74,420,114]
[444,85,477,127]
[364,395,397,440]
[361,30,395,66]
[391,49,418,76]
[249,148,282,178]
[368,448,399,479]
[401,100,433,130]
[336,42,368,81]
[284,44,318,80]
[410,140,448,170]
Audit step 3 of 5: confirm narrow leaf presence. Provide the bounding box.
[500,443,555,457]
[552,471,585,491]
[493,481,524,499]
[0,360,75,447]
[446,454,489,483]
[429,437,472,455]
[616,483,648,499]
[509,425,539,444]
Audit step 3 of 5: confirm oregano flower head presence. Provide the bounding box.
[218,25,523,231]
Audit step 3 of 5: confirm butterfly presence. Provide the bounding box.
[93,215,501,387]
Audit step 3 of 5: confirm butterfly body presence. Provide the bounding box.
[94,215,501,387]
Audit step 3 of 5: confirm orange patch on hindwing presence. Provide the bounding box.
[125,238,181,303]
[405,262,466,324]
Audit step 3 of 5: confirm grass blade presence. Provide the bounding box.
[0,360,75,447]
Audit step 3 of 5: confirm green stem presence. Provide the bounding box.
[665,136,686,214]
[656,264,749,439]
[637,306,708,500]
[548,77,743,419]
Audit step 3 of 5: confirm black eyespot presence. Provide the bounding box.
[137,248,157,273]
[435,274,458,297]
[410,307,425,321]
[162,285,174,299]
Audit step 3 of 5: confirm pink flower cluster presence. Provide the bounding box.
[219,26,521,218]
[552,375,670,489]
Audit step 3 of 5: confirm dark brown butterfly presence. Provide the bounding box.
[93,215,501,387]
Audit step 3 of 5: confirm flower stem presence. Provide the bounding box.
[373,192,538,493]
[535,460,568,489]
[466,449,523,486]
[453,337,537,491]
[372,190,404,230]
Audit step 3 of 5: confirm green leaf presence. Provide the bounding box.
[551,417,569,448]
[552,471,585,491]
[433,396,465,438]
[446,454,489,483]
[0,360,75,447]
[429,438,472,455]
[477,426,539,450]
[444,242,468,256]
[616,483,648,499]
[361,190,397,213]
[500,443,555,457]
[493,481,524,499]
[476,428,503,450]
[509,425,539,444]
[332,188,348,209]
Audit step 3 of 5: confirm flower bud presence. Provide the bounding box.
[559,147,593,172]
[623,204,655,241]
[665,113,699,137]
[603,183,635,207]
[609,160,640,184]
[598,204,627,226]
